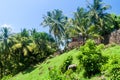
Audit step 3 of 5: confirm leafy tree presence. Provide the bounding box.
[77,39,107,78]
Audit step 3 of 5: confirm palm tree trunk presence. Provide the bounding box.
[0,62,3,79]
[82,35,85,45]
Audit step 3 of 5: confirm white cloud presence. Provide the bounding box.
[0,24,12,28]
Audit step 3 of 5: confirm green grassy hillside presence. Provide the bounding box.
[2,45,120,80]
[3,49,79,80]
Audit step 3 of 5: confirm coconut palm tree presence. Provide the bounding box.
[87,0,113,35]
[41,9,67,48]
[30,28,37,36]
[73,8,91,43]
[0,27,12,76]
[0,42,4,78]
[111,14,120,30]
[32,32,56,57]
[21,28,30,37]
[10,34,36,73]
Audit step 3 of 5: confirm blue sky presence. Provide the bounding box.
[0,0,120,33]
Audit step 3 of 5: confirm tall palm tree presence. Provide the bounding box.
[64,18,73,48]
[71,7,102,43]
[0,27,12,76]
[0,41,4,78]
[73,8,91,43]
[87,0,112,35]
[41,9,67,48]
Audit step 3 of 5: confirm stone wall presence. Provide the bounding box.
[96,29,120,45]
[68,41,83,49]
[109,29,120,44]
[68,29,120,49]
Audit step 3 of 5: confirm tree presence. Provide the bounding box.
[110,14,120,30]
[0,29,57,76]
[0,27,12,76]
[32,32,56,58]
[41,9,67,48]
[21,28,29,37]
[30,28,37,36]
[10,33,36,74]
[73,8,91,42]
[64,18,75,48]
[87,0,113,35]
[73,7,98,43]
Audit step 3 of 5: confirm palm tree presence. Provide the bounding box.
[73,8,91,43]
[11,34,36,72]
[32,32,56,57]
[63,18,78,48]
[0,42,4,78]
[30,28,37,36]
[70,7,102,44]
[111,14,120,30]
[87,0,112,35]
[0,27,12,76]
[21,28,29,37]
[41,9,67,48]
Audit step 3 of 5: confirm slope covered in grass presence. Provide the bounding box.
[5,49,80,80]
[2,45,120,80]
[103,45,120,56]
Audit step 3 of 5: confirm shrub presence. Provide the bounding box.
[60,56,73,73]
[77,39,107,78]
[109,65,120,80]
[65,70,80,80]
[103,55,120,80]
[49,66,79,80]
[48,66,65,80]
[1,75,12,80]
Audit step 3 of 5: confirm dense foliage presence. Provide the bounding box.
[60,56,73,73]
[77,40,107,78]
[47,40,120,80]
[102,50,120,79]
[2,43,120,80]
[0,28,57,79]
[1,0,120,79]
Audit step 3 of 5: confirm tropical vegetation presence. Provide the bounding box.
[0,0,120,80]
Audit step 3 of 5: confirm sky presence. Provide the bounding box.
[0,0,120,33]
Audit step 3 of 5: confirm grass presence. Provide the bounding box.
[7,49,80,80]
[3,44,120,80]
[103,45,120,56]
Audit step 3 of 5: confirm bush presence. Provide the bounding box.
[65,70,80,80]
[103,55,120,80]
[48,66,65,80]
[60,56,73,73]
[109,65,120,80]
[77,39,108,78]
[1,75,12,80]
[49,66,79,80]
